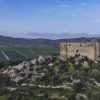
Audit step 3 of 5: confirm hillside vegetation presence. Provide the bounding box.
[0,55,100,100]
[0,45,59,69]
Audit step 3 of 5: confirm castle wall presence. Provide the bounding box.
[60,42,67,59]
[60,42,100,60]
[95,43,100,60]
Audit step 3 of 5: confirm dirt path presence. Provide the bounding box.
[16,50,29,59]
[1,50,10,61]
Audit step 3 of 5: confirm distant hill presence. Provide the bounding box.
[3,32,100,39]
[0,35,99,46]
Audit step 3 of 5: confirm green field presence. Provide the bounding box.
[0,45,59,62]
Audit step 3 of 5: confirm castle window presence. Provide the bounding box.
[69,44,71,46]
[80,44,82,47]
[64,44,66,47]
[76,50,79,53]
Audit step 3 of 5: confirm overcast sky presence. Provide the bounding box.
[0,0,100,37]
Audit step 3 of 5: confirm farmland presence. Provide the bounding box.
[0,45,59,62]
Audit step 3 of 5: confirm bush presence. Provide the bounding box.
[0,74,10,87]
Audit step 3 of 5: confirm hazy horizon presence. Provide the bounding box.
[0,32,100,40]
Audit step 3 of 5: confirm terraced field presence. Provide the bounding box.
[0,45,59,62]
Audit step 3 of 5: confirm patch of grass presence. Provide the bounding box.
[0,95,8,100]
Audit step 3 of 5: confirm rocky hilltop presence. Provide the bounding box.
[0,55,100,100]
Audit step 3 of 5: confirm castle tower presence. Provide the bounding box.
[60,41,100,60]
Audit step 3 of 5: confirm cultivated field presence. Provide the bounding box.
[0,45,59,62]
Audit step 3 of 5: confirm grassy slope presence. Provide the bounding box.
[0,45,59,62]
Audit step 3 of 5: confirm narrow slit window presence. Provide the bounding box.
[76,50,79,53]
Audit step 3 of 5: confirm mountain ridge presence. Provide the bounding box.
[0,35,99,46]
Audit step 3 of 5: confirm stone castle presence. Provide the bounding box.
[60,40,100,60]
